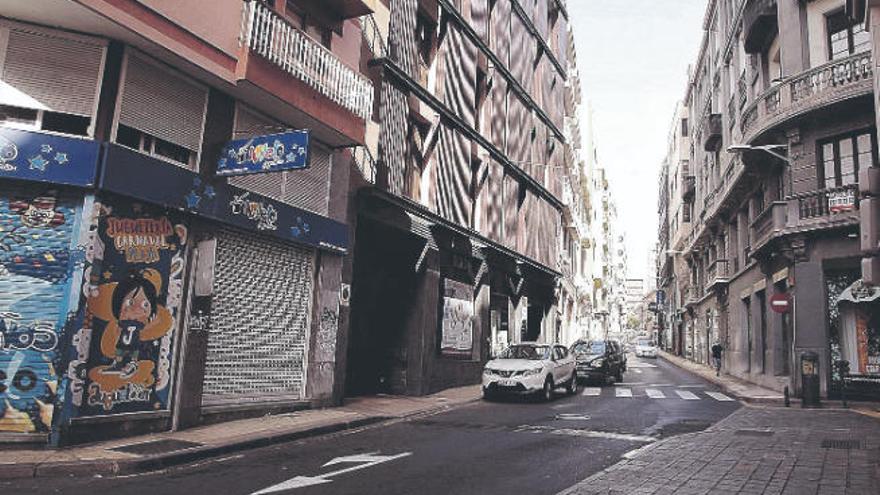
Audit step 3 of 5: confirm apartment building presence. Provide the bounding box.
[0,0,372,445]
[657,0,878,398]
[344,0,577,396]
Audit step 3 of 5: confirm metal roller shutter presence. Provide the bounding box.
[118,51,207,152]
[0,24,105,116]
[201,229,314,405]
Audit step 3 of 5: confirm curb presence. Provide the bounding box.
[657,352,786,406]
[0,395,482,481]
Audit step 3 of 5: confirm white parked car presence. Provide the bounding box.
[634,338,658,358]
[482,342,577,401]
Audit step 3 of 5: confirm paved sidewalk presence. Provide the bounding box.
[559,406,880,495]
[659,351,786,404]
[0,385,481,480]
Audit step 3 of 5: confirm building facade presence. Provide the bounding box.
[0,0,372,445]
[657,0,877,398]
[344,0,583,396]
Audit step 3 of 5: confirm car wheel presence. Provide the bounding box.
[567,372,578,395]
[542,376,554,402]
[482,387,494,401]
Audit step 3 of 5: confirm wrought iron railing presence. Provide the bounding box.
[795,184,859,220]
[359,13,387,60]
[240,1,374,120]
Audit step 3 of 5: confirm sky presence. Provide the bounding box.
[566,0,707,280]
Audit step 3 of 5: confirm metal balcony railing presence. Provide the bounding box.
[241,0,374,120]
[795,184,859,220]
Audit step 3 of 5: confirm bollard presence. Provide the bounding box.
[784,386,790,407]
[836,360,850,409]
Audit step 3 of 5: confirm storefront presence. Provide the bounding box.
[835,280,880,399]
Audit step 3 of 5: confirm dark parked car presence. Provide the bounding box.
[570,339,626,385]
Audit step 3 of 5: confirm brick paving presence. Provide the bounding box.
[558,406,880,495]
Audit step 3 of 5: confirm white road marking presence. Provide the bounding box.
[581,387,601,396]
[675,390,700,400]
[615,382,645,386]
[705,391,735,402]
[645,389,666,399]
[627,361,658,368]
[555,413,591,421]
[678,384,706,388]
[616,388,633,398]
[251,452,412,494]
[633,369,643,374]
[515,425,655,443]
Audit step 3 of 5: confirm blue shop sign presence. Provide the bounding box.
[216,130,310,177]
[100,144,347,253]
[0,127,100,187]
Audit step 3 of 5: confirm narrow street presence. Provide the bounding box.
[5,357,739,495]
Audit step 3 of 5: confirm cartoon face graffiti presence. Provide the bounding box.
[9,196,65,228]
[86,268,173,411]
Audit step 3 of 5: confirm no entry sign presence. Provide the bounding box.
[770,293,792,314]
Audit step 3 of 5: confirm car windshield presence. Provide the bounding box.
[573,341,606,356]
[637,339,652,347]
[498,345,551,360]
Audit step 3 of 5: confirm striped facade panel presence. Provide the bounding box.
[507,94,531,166]
[442,24,477,128]
[471,0,489,42]
[542,66,558,133]
[552,70,565,130]
[502,173,519,250]
[532,121,547,187]
[556,16,569,69]
[518,0,535,23]
[490,0,510,65]
[509,13,533,95]
[532,55,545,110]
[547,137,562,199]
[389,0,418,76]
[436,126,472,228]
[485,159,504,243]
[489,76,508,154]
[517,190,534,257]
[535,0,549,40]
[379,82,409,195]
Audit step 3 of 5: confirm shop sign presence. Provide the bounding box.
[828,189,856,213]
[0,127,100,187]
[99,144,348,253]
[216,130,310,177]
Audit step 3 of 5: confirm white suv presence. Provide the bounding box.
[634,338,658,358]
[482,343,577,401]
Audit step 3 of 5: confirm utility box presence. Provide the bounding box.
[801,351,820,407]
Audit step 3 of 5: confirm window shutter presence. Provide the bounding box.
[118,51,206,152]
[283,144,331,216]
[0,24,105,116]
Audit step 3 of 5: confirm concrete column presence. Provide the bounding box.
[306,252,345,407]
[792,260,828,396]
[474,281,491,361]
[408,266,440,396]
[777,0,809,75]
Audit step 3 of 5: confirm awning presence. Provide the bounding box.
[837,280,880,305]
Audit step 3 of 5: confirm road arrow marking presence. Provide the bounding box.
[251,452,412,494]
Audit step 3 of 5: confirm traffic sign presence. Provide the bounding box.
[770,293,792,314]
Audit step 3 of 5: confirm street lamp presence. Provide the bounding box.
[726,144,790,163]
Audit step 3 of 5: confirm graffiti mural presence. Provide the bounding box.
[0,186,79,433]
[76,200,187,415]
[441,279,474,358]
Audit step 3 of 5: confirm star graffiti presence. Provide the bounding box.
[28,155,49,171]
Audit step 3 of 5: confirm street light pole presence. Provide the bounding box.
[727,143,793,196]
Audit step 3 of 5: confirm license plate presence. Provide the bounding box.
[499,379,518,387]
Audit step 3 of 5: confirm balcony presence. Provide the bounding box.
[743,0,777,53]
[705,259,730,292]
[750,185,860,256]
[702,113,723,151]
[741,51,873,143]
[682,175,696,201]
[237,0,374,146]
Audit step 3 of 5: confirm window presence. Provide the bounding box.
[681,118,689,137]
[819,129,878,188]
[827,10,871,61]
[284,1,331,48]
[683,203,692,223]
[0,104,90,137]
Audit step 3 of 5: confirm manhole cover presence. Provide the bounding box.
[821,439,862,450]
[735,429,774,437]
[111,439,203,455]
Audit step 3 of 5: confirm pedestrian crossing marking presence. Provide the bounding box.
[615,388,633,398]
[705,391,734,402]
[675,390,700,400]
[582,387,601,396]
[633,369,643,374]
[645,389,665,399]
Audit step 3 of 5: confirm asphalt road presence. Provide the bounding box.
[10,357,740,495]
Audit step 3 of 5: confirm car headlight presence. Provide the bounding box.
[522,367,543,376]
[483,368,497,376]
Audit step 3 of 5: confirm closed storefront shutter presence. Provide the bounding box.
[201,229,314,405]
[0,23,105,116]
[118,51,207,153]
